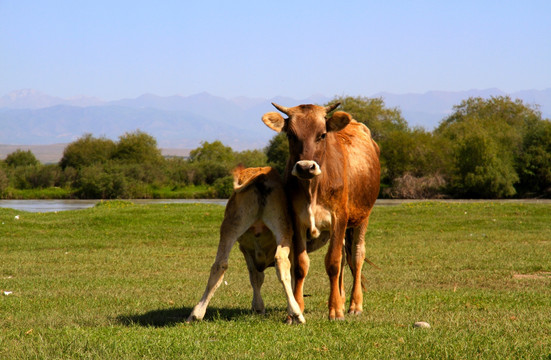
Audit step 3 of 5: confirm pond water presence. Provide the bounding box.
[0,199,228,213]
[0,198,548,213]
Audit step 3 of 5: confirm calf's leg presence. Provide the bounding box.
[263,212,305,324]
[187,210,252,322]
[241,247,266,314]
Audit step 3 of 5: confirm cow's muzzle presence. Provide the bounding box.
[292,160,321,180]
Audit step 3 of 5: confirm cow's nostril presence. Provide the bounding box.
[310,164,316,171]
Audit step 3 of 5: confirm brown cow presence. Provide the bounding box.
[187,165,305,324]
[262,103,380,320]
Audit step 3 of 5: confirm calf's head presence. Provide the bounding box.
[262,103,351,180]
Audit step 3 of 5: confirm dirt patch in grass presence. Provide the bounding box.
[512,272,551,280]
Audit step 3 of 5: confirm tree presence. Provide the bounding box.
[112,130,163,165]
[452,128,518,198]
[189,140,235,163]
[381,128,448,182]
[0,166,8,194]
[265,132,288,176]
[435,96,544,198]
[516,119,551,196]
[235,149,267,168]
[60,134,115,169]
[5,149,39,167]
[327,96,409,141]
[188,141,236,185]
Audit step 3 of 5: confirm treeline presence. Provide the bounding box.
[0,131,267,199]
[0,96,550,199]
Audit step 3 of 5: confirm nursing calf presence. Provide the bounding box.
[187,166,305,324]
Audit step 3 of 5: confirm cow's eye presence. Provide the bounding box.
[317,133,327,142]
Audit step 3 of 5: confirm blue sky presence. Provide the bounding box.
[1,0,550,100]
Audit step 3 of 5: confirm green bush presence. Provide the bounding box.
[59,134,115,169]
[516,119,551,196]
[0,167,8,195]
[213,176,234,198]
[436,96,546,198]
[76,164,129,199]
[5,149,39,168]
[112,130,164,165]
[265,132,288,176]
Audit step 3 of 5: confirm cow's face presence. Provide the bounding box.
[262,103,351,180]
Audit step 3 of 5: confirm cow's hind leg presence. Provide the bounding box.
[339,241,346,314]
[240,246,266,314]
[347,219,369,315]
[325,218,347,320]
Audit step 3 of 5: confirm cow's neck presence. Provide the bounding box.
[291,176,322,238]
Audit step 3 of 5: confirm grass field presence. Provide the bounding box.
[1,201,550,359]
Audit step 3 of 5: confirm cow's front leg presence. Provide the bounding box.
[325,217,347,320]
[293,227,310,315]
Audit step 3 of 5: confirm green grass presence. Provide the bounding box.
[148,184,216,199]
[1,202,550,359]
[1,187,74,199]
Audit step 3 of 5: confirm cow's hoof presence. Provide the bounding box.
[329,309,345,321]
[348,309,363,316]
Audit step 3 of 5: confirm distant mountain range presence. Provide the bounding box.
[1,88,550,151]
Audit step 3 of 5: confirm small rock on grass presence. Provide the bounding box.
[413,321,431,329]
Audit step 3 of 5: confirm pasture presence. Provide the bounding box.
[1,201,550,359]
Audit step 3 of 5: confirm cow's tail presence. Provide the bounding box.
[344,229,380,292]
[359,258,380,292]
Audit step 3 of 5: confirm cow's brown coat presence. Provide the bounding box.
[262,103,380,320]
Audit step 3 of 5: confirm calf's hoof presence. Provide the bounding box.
[186,314,201,323]
[285,313,306,325]
[252,308,266,315]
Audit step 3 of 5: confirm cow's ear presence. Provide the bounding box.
[326,111,351,132]
[262,112,286,132]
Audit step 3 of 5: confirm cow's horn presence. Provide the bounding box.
[325,102,341,113]
[272,102,290,115]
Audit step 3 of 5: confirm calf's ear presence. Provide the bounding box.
[262,112,286,132]
[326,111,351,132]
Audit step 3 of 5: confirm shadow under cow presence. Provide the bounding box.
[117,306,257,327]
